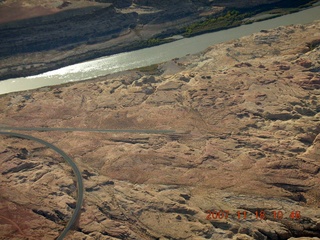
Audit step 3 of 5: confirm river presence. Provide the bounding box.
[0,5,320,95]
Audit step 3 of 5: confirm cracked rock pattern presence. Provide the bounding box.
[0,21,320,239]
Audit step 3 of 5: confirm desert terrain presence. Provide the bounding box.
[0,18,320,239]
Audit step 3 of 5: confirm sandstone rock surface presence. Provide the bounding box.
[0,20,320,239]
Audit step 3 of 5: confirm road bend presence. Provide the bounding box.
[0,126,176,238]
[0,126,175,134]
[0,131,83,240]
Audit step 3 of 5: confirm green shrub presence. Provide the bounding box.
[183,10,248,36]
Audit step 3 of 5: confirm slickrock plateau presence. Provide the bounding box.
[1,20,320,239]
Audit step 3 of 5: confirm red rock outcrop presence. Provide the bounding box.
[0,20,320,239]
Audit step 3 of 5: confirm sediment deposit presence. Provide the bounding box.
[0,20,320,239]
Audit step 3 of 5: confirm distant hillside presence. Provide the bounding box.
[0,0,317,80]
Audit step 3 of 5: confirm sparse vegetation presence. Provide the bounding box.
[144,38,173,47]
[134,64,159,75]
[183,10,251,37]
[182,0,318,37]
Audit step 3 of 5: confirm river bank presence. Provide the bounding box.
[0,0,318,81]
[1,4,320,95]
